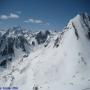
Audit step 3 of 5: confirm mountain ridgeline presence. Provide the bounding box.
[0,13,90,90]
[0,28,51,67]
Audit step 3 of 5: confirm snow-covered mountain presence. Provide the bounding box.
[0,13,90,90]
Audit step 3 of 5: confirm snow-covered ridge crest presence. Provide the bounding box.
[64,13,90,40]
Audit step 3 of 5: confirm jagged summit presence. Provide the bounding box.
[64,13,90,41]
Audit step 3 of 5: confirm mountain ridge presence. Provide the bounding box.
[0,13,90,90]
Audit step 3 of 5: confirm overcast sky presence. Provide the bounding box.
[0,0,90,31]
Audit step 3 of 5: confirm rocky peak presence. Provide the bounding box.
[35,30,50,44]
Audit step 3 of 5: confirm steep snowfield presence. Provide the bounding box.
[0,13,90,90]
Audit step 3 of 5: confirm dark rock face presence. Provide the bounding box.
[87,31,90,39]
[0,29,30,67]
[35,30,50,44]
[32,41,35,46]
[54,37,60,48]
[82,14,90,30]
[80,13,90,39]
[15,35,29,52]
[0,30,29,56]
[72,22,79,40]
[0,57,12,68]
[0,31,30,57]
[0,34,14,56]
[33,85,38,90]
[0,60,7,68]
[89,16,90,21]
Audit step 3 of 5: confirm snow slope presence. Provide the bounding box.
[0,13,90,90]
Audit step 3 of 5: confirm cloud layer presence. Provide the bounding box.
[24,18,44,24]
[0,13,19,20]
